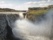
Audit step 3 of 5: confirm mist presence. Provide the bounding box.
[12,9,53,40]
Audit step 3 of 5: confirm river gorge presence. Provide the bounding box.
[0,9,53,40]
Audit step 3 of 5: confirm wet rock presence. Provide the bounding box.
[0,14,20,40]
[6,14,19,28]
[26,14,46,22]
[0,14,7,40]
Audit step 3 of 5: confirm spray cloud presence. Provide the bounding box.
[12,9,53,40]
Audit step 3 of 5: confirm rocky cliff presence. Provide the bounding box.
[0,14,21,40]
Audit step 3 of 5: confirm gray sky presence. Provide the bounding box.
[0,0,53,10]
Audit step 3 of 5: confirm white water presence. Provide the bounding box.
[12,9,53,40]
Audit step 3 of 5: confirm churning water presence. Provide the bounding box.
[12,9,53,40]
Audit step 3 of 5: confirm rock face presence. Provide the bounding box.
[0,14,7,40]
[6,14,19,28]
[26,14,46,22]
[0,14,20,40]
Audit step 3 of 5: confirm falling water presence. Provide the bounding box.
[12,9,53,40]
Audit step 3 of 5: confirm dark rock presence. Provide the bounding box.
[6,14,19,27]
[0,14,7,40]
[0,14,21,40]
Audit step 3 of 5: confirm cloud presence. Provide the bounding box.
[0,1,13,8]
[40,0,53,1]
[0,0,53,10]
[15,1,53,10]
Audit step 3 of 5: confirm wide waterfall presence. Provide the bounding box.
[0,9,53,40]
[11,9,53,40]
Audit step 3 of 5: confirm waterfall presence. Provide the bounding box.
[11,9,53,40]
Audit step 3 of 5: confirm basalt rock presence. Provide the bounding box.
[0,14,20,40]
[0,14,7,40]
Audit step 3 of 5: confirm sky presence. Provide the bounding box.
[0,0,53,10]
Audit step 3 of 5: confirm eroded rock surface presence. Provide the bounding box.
[0,14,20,40]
